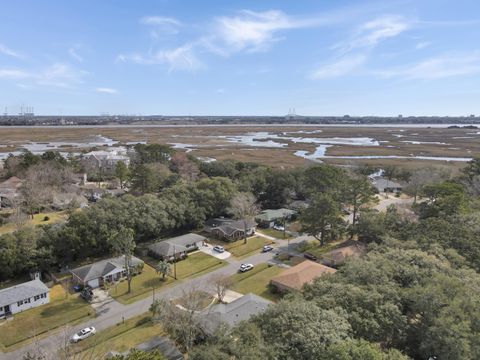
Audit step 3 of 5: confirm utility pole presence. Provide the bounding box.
[173,245,177,279]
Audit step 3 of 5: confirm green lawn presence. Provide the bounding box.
[0,211,68,235]
[112,252,227,304]
[0,290,94,350]
[257,228,293,240]
[69,314,166,358]
[225,236,274,258]
[230,263,284,302]
[299,240,343,259]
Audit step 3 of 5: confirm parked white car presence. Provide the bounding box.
[70,326,96,343]
[273,224,285,231]
[213,245,225,253]
[239,263,254,272]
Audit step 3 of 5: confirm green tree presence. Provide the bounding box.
[346,175,377,228]
[300,193,345,246]
[156,259,171,280]
[109,226,136,293]
[115,161,130,189]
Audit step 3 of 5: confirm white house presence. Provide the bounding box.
[70,255,144,289]
[0,279,50,318]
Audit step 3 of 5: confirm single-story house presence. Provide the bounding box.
[270,260,337,292]
[255,208,297,228]
[321,241,366,268]
[371,177,403,193]
[148,233,206,262]
[0,279,50,318]
[0,176,23,208]
[204,217,257,242]
[70,255,144,289]
[106,336,184,360]
[198,293,271,335]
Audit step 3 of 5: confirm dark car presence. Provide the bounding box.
[304,252,317,261]
[80,287,94,302]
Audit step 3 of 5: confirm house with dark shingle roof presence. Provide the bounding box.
[148,233,206,261]
[70,255,144,289]
[198,293,271,335]
[0,279,50,318]
[255,208,297,228]
[270,260,336,292]
[204,218,257,242]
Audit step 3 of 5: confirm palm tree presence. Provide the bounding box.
[156,260,171,280]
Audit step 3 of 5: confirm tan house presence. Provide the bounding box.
[321,241,366,268]
[204,218,256,242]
[270,260,336,292]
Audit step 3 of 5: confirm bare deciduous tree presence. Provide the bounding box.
[228,192,259,244]
[210,273,233,303]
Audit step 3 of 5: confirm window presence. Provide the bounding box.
[0,306,3,312]
[40,293,47,298]
[17,300,23,306]
[34,295,40,301]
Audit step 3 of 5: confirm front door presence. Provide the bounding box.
[4,305,11,316]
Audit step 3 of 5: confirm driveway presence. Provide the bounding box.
[198,244,231,260]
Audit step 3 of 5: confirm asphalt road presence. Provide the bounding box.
[1,235,310,360]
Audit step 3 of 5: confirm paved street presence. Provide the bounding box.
[1,235,310,360]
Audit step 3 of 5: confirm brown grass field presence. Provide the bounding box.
[0,125,478,170]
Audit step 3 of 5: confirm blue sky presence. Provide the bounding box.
[0,0,479,116]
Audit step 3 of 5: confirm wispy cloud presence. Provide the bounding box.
[415,41,431,50]
[0,63,87,88]
[0,69,31,79]
[377,51,480,80]
[69,45,84,62]
[140,16,181,37]
[117,44,203,72]
[311,15,410,80]
[96,87,118,94]
[311,54,367,79]
[205,10,320,55]
[0,43,23,59]
[334,15,410,53]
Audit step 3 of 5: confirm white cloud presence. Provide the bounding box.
[140,16,181,37]
[69,45,84,62]
[0,43,23,59]
[334,15,410,53]
[96,87,118,94]
[0,63,87,88]
[0,69,31,79]
[377,52,480,79]
[207,10,318,55]
[415,41,431,49]
[117,44,203,72]
[311,54,367,79]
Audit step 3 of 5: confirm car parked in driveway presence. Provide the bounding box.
[239,263,254,272]
[213,245,225,253]
[70,326,96,343]
[262,245,274,252]
[304,252,318,261]
[273,224,285,231]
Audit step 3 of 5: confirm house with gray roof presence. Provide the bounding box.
[70,255,144,289]
[255,208,297,228]
[204,218,257,242]
[106,336,184,360]
[0,279,50,318]
[198,293,271,335]
[371,177,403,193]
[148,233,206,261]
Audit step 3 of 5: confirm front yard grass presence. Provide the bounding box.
[69,314,165,358]
[112,252,227,304]
[0,286,94,350]
[296,239,343,259]
[230,263,284,302]
[257,228,293,240]
[0,211,68,235]
[225,236,274,258]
